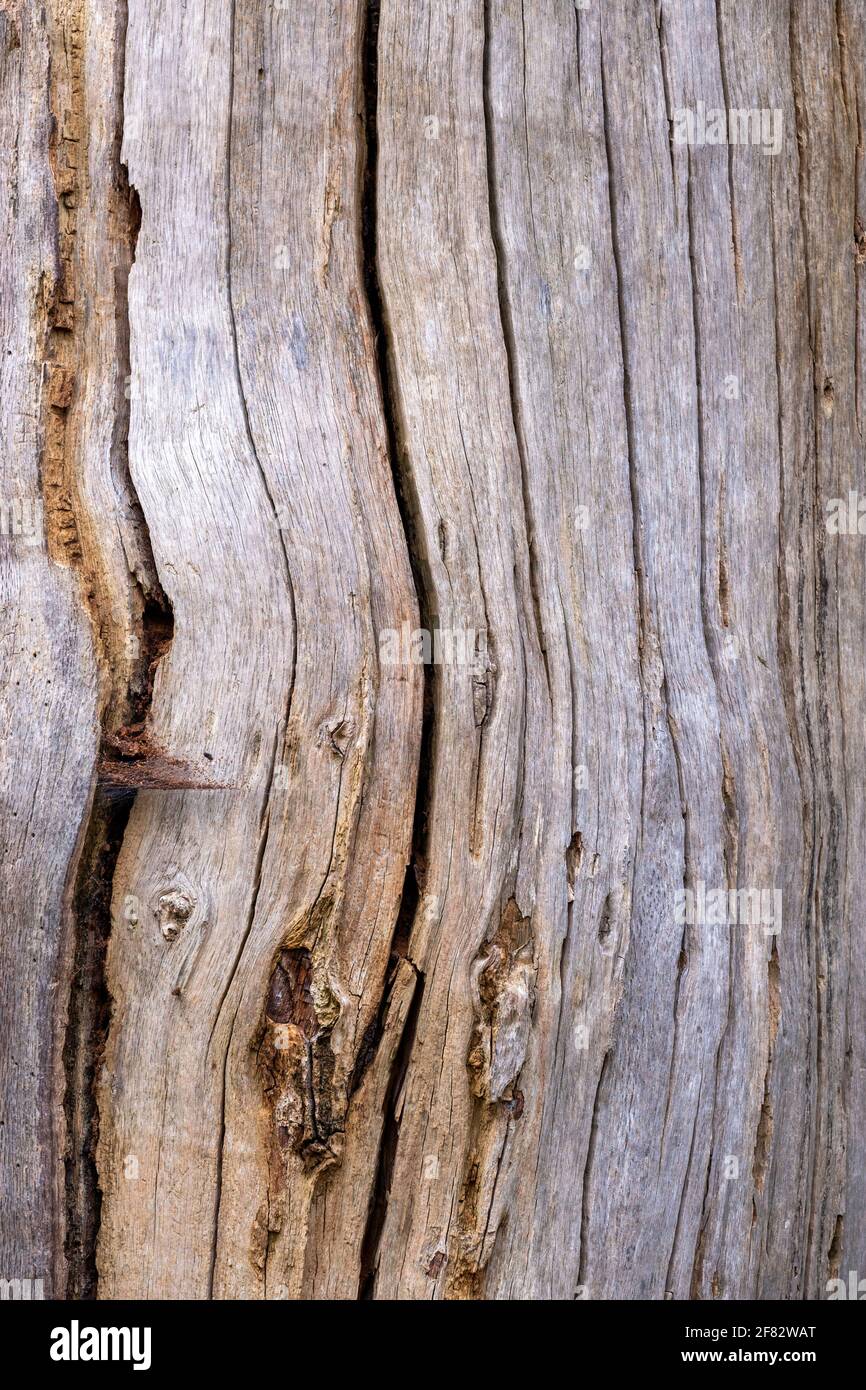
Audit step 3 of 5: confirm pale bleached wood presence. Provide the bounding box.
[95,0,421,1299]
[567,0,803,1301]
[371,0,556,1299]
[367,0,866,1300]
[2,0,864,1304]
[480,0,646,1298]
[209,0,421,1299]
[94,0,297,1295]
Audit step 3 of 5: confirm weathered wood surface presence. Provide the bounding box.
[0,0,101,1296]
[1,0,864,1300]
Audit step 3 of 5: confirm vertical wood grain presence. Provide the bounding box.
[1,0,863,1302]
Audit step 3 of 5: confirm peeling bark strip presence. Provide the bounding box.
[1,0,865,1302]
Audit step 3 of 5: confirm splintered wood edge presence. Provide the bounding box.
[96,753,227,792]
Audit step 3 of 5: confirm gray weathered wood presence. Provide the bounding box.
[1,0,863,1301]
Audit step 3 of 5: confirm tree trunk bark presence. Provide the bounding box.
[1,0,863,1301]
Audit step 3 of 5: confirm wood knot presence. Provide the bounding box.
[468,899,535,1102]
[157,889,195,942]
[822,376,835,417]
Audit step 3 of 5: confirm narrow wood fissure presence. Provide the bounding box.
[356,957,424,1298]
[203,0,301,1297]
[482,0,550,701]
[592,28,653,1286]
[598,27,652,852]
[352,0,434,1295]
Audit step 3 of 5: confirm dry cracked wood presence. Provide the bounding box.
[0,0,864,1301]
